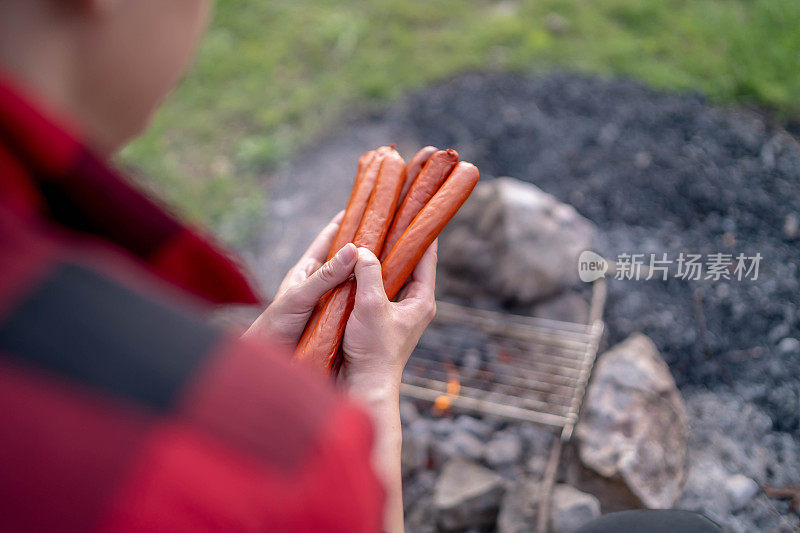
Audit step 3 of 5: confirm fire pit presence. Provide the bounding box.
[401,279,605,531]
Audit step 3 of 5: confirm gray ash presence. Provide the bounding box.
[397,71,800,434]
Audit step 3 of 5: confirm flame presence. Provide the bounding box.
[433,362,461,414]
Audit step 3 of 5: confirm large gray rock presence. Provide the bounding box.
[434,459,506,530]
[572,333,688,510]
[550,484,601,533]
[438,177,596,304]
[497,476,541,533]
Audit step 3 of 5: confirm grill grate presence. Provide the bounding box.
[401,287,604,439]
[400,279,606,532]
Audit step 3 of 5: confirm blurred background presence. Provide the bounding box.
[119,1,800,531]
[121,0,799,248]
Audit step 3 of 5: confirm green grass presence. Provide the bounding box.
[120,0,800,247]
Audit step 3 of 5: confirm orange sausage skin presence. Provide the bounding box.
[382,161,479,300]
[398,146,437,206]
[295,149,381,355]
[295,150,407,371]
[326,147,388,260]
[380,149,458,260]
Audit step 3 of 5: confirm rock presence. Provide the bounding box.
[431,417,455,437]
[438,177,596,305]
[530,292,590,323]
[777,337,800,355]
[485,432,524,467]
[404,470,436,512]
[449,430,486,461]
[454,415,494,440]
[402,428,431,477]
[768,322,791,343]
[431,429,486,466]
[783,213,799,240]
[573,333,688,510]
[526,454,548,477]
[550,484,601,533]
[408,418,432,438]
[676,392,777,530]
[434,459,506,530]
[430,440,456,468]
[678,453,737,526]
[400,400,420,426]
[406,497,437,533]
[725,474,759,511]
[518,423,555,457]
[497,476,541,533]
[634,151,653,168]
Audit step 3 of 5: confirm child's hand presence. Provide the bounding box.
[244,211,356,352]
[339,241,438,395]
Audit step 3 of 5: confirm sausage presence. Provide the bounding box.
[398,146,438,207]
[380,149,458,260]
[353,150,407,253]
[327,150,375,259]
[381,161,479,300]
[295,279,357,370]
[294,293,326,354]
[326,147,389,260]
[295,150,407,371]
[297,147,384,359]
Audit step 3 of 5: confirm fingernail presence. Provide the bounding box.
[335,243,356,266]
[357,247,376,261]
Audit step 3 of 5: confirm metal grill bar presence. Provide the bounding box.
[399,383,571,428]
[399,278,606,533]
[401,308,604,429]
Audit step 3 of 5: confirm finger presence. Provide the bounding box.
[276,256,321,297]
[331,209,346,225]
[288,243,357,309]
[299,210,346,266]
[353,247,388,311]
[396,239,438,303]
[279,210,345,294]
[291,258,322,285]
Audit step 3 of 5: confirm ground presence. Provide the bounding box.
[114,3,800,528]
[119,0,800,248]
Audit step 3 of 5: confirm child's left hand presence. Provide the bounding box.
[244,211,357,353]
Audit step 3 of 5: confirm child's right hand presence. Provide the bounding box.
[339,241,438,396]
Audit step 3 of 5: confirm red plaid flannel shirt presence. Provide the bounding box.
[0,75,384,532]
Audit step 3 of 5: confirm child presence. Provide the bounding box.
[0,1,436,531]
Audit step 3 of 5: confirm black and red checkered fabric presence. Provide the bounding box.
[0,74,384,532]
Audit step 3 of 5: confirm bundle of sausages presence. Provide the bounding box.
[293,145,480,375]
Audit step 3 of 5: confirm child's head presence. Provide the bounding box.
[0,0,212,152]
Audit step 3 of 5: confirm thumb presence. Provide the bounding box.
[288,243,357,309]
[353,247,388,310]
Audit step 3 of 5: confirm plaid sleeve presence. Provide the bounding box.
[0,207,384,533]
